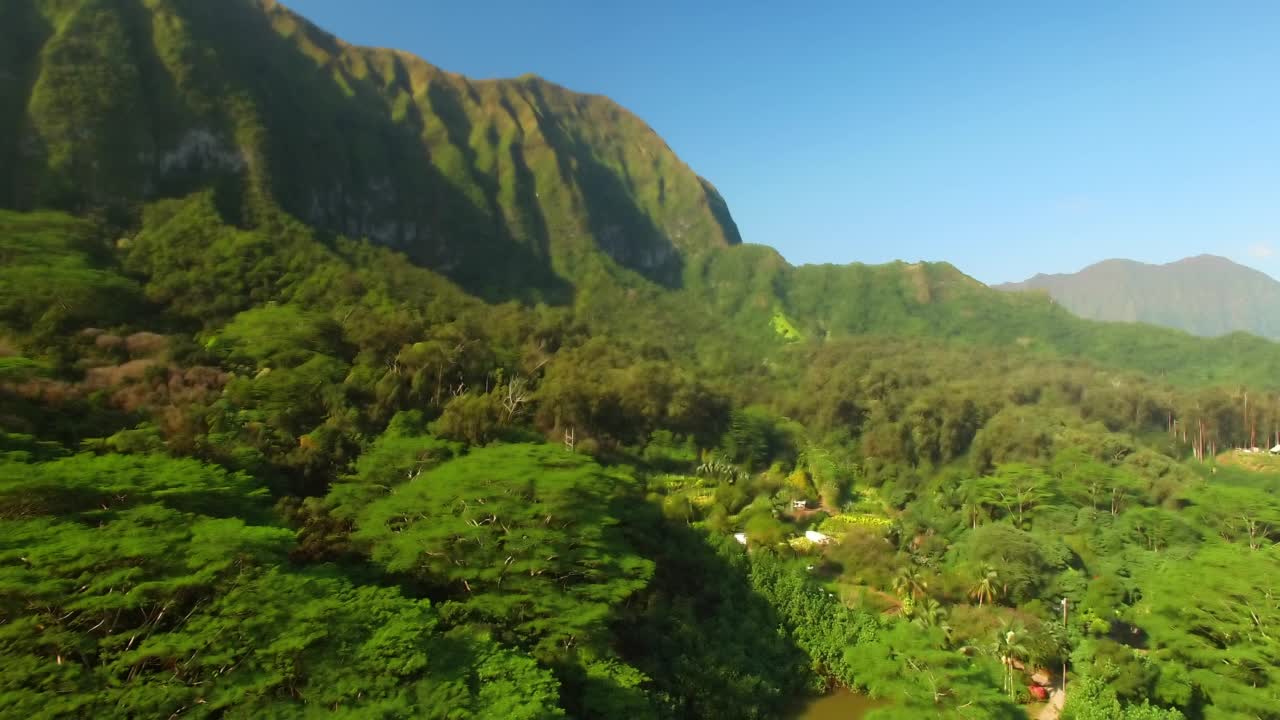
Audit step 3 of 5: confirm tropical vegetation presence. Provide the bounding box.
[3,2,1280,719]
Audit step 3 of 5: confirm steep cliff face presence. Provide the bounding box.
[2,0,740,296]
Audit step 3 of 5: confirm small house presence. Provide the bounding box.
[792,499,809,510]
[804,530,833,545]
[733,532,748,546]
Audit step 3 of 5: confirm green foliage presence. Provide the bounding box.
[431,391,506,445]
[686,250,1280,390]
[0,211,144,342]
[743,553,1020,718]
[328,415,459,515]
[6,191,1280,717]
[6,3,1280,717]
[0,431,67,462]
[640,430,698,469]
[951,524,1052,605]
[534,338,728,447]
[853,624,1021,719]
[0,452,266,519]
[770,308,804,341]
[613,531,811,720]
[821,513,895,533]
[215,305,345,370]
[1135,543,1280,718]
[1063,677,1185,720]
[723,407,793,470]
[356,444,654,655]
[8,0,741,298]
[0,450,565,719]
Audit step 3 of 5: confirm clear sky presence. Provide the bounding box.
[289,0,1280,284]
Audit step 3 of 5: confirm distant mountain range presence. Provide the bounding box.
[996,255,1280,339]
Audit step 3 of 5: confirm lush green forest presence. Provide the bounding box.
[5,2,1280,719]
[4,195,1280,719]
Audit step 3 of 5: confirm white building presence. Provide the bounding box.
[733,532,748,546]
[804,530,833,545]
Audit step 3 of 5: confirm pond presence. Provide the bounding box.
[789,688,883,720]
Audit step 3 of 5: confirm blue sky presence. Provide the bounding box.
[289,0,1280,284]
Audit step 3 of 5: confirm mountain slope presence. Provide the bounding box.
[2,0,740,298]
[8,0,1280,392]
[997,255,1280,339]
[669,248,1280,389]
[7,6,1280,717]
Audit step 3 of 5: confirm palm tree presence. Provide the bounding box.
[969,565,1001,607]
[910,597,953,643]
[991,622,1030,700]
[893,566,930,601]
[961,495,986,529]
[960,477,998,529]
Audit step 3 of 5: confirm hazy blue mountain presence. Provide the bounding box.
[997,255,1280,339]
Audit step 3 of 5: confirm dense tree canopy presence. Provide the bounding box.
[5,194,1280,719]
[356,444,654,656]
[0,452,563,719]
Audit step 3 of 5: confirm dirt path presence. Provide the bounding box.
[1035,690,1064,720]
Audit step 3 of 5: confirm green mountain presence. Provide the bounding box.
[8,0,1280,388]
[1,0,739,298]
[996,255,1280,339]
[660,247,1280,388]
[6,4,1280,719]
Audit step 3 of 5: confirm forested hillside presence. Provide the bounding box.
[684,248,1280,389]
[3,2,1280,720]
[1,0,739,297]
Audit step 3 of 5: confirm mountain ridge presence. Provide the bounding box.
[1012,254,1277,283]
[7,0,1280,390]
[996,254,1280,339]
[2,0,740,299]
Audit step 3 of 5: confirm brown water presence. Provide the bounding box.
[790,688,882,719]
